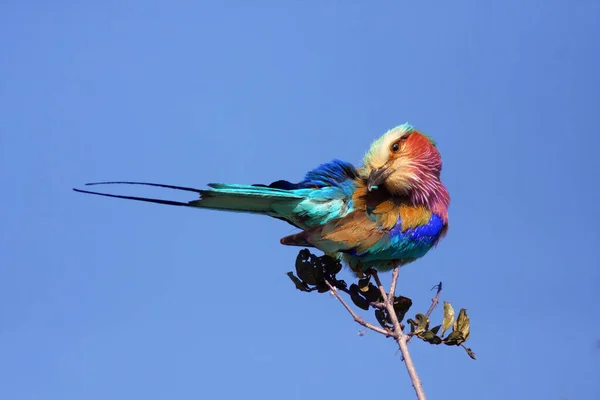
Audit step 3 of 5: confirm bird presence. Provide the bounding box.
[73,123,450,274]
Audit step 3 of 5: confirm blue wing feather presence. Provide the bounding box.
[203,159,360,229]
[274,160,360,227]
[300,159,359,190]
[343,213,445,270]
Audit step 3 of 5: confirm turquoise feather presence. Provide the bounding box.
[192,161,359,229]
[74,126,450,273]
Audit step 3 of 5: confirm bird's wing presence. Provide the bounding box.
[268,159,361,228]
[281,205,447,261]
[280,210,386,254]
[72,160,361,230]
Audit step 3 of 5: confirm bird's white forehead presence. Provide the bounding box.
[363,123,414,168]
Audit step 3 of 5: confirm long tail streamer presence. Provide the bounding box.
[72,181,202,207]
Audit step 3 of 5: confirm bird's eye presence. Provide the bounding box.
[391,135,410,153]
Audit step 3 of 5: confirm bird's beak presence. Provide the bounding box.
[367,167,393,191]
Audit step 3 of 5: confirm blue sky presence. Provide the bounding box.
[1,1,599,399]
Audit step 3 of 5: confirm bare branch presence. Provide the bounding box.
[372,268,427,400]
[389,267,399,304]
[370,301,386,309]
[425,282,443,318]
[288,250,474,399]
[407,282,443,344]
[397,329,426,399]
[324,279,394,337]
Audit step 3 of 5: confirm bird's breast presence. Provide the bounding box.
[358,212,446,261]
[367,203,433,232]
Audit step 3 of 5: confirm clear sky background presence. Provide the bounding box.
[1,1,599,399]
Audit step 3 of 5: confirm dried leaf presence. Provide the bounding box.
[315,281,329,293]
[313,255,325,284]
[421,330,442,344]
[443,331,465,346]
[392,296,413,322]
[286,272,310,292]
[455,308,470,342]
[358,278,370,292]
[321,254,342,275]
[349,284,370,310]
[407,313,430,337]
[441,301,455,337]
[375,309,392,329]
[295,250,317,285]
[362,283,382,304]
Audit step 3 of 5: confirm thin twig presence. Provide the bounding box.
[324,280,393,337]
[372,268,427,400]
[461,344,477,360]
[407,282,443,343]
[395,325,426,399]
[370,301,386,309]
[425,282,443,318]
[389,269,398,305]
[370,269,388,301]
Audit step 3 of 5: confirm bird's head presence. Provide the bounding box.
[362,123,444,199]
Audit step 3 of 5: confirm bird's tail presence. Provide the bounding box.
[73,181,305,216]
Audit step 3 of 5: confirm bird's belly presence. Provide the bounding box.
[346,213,446,271]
